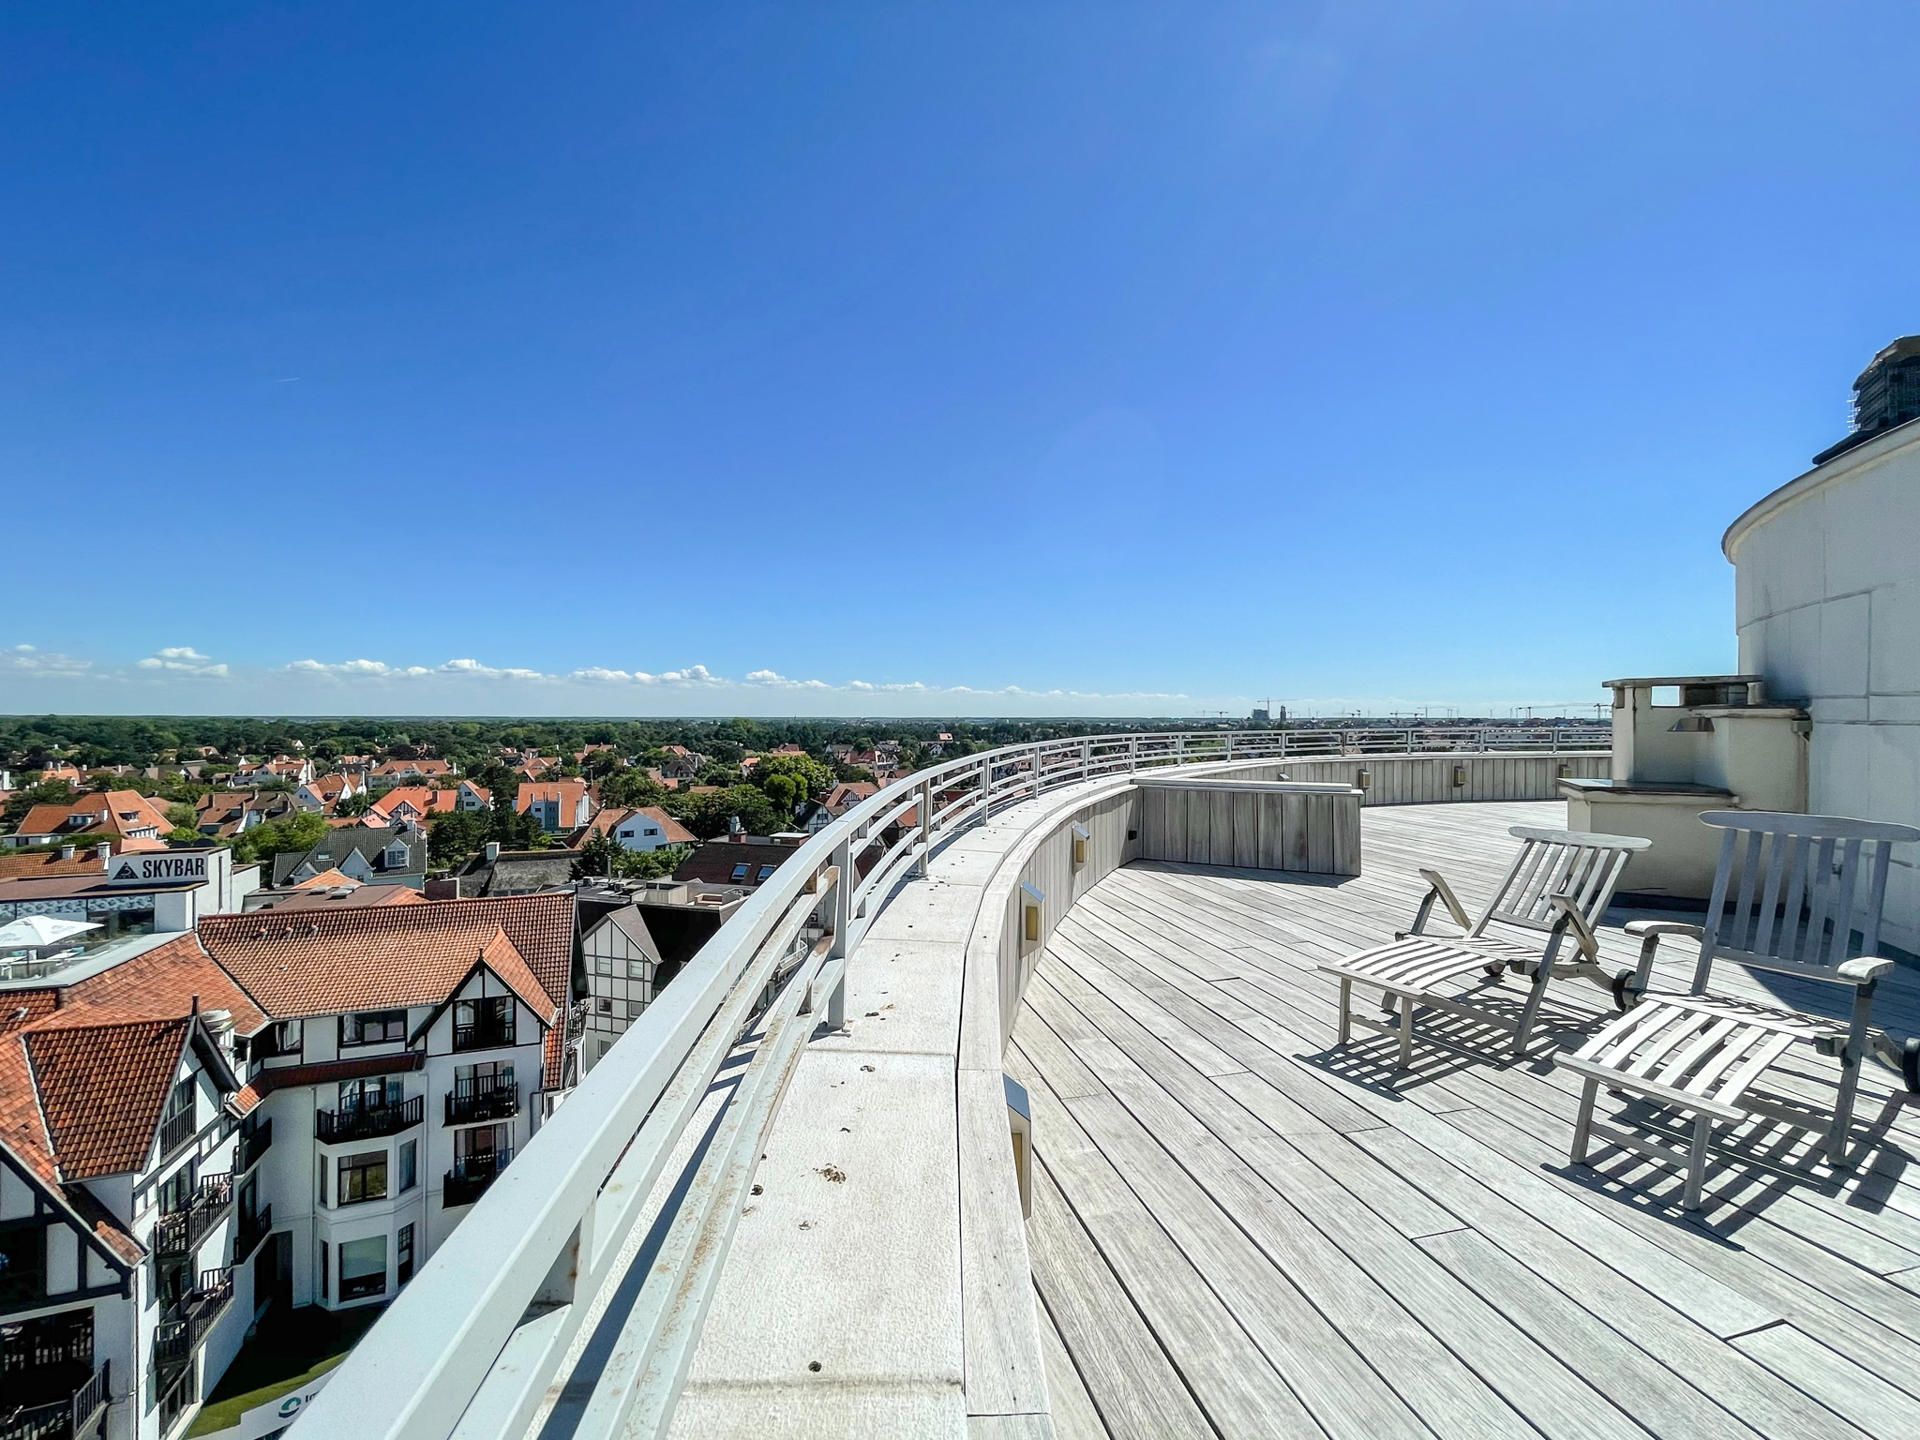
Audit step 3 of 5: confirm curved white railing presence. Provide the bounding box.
[294,725,1606,1440]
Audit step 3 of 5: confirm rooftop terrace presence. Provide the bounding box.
[291,730,1920,1440]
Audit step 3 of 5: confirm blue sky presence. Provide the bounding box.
[3,4,1915,718]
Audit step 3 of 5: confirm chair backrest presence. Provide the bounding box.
[1475,826,1651,940]
[1695,810,1920,989]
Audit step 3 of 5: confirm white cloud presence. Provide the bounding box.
[267,654,1191,706]
[137,646,228,677]
[6,643,98,675]
[745,669,831,690]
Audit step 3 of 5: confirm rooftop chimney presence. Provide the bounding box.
[484,841,501,863]
[93,842,111,861]
[58,845,75,861]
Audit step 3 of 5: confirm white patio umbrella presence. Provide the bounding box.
[0,915,102,949]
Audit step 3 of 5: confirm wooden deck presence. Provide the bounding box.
[1013,800,1920,1440]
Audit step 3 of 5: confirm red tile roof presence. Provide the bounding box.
[370,785,461,820]
[23,1016,191,1179]
[517,780,588,813]
[195,908,552,1022]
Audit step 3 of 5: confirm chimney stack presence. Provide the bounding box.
[58,845,76,861]
[484,841,501,862]
[93,842,111,861]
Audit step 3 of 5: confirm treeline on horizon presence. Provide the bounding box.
[0,713,1203,771]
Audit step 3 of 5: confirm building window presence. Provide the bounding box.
[320,1239,329,1300]
[337,1150,388,1205]
[756,865,775,883]
[339,1010,408,1048]
[339,1235,387,1300]
[453,996,515,1050]
[730,863,749,882]
[398,1139,417,1194]
[0,1219,48,1304]
[156,1156,196,1216]
[253,1018,303,1060]
[339,1075,403,1112]
[397,1223,415,1285]
[158,1077,196,1158]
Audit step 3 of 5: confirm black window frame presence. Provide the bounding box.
[336,1150,389,1206]
[338,1009,408,1049]
[396,1223,415,1285]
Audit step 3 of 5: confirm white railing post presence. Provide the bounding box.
[1129,735,1139,771]
[1081,737,1092,781]
[914,778,933,876]
[826,835,852,1029]
[1225,733,1235,761]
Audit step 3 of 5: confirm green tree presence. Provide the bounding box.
[231,812,329,867]
[598,768,669,810]
[426,810,491,867]
[751,754,833,816]
[679,784,786,839]
[166,802,198,832]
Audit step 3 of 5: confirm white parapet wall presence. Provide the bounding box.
[1191,750,1608,806]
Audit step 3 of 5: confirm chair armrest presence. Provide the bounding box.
[1838,956,1895,984]
[1623,920,1705,941]
[1619,919,1702,996]
[1546,893,1602,962]
[1408,867,1473,935]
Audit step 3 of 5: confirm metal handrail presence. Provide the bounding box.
[295,725,1608,1440]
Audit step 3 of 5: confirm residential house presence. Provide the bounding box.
[7,792,176,850]
[370,758,457,785]
[438,844,581,899]
[575,881,746,1072]
[652,746,703,782]
[294,773,365,815]
[230,756,314,788]
[588,806,695,854]
[269,827,428,891]
[0,890,580,1439]
[516,781,591,834]
[0,934,265,1440]
[671,835,809,890]
[192,790,299,841]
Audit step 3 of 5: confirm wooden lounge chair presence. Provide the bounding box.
[1322,826,1651,1067]
[1563,810,1920,1210]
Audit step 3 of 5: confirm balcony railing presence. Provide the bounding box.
[452,1017,517,1051]
[156,1105,196,1161]
[444,1078,519,1126]
[152,1173,232,1259]
[443,1148,512,1208]
[238,1117,273,1172]
[0,1361,110,1440]
[235,1204,273,1262]
[298,725,1613,1440]
[314,1095,423,1144]
[153,1269,233,1377]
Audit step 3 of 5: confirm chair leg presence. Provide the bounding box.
[1683,1113,1713,1212]
[1827,1042,1863,1169]
[1337,979,1352,1045]
[1398,995,1415,1069]
[1570,1077,1600,1167]
[1512,968,1551,1055]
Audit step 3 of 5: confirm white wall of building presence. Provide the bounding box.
[1727,420,1920,951]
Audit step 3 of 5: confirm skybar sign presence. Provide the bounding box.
[108,852,210,886]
